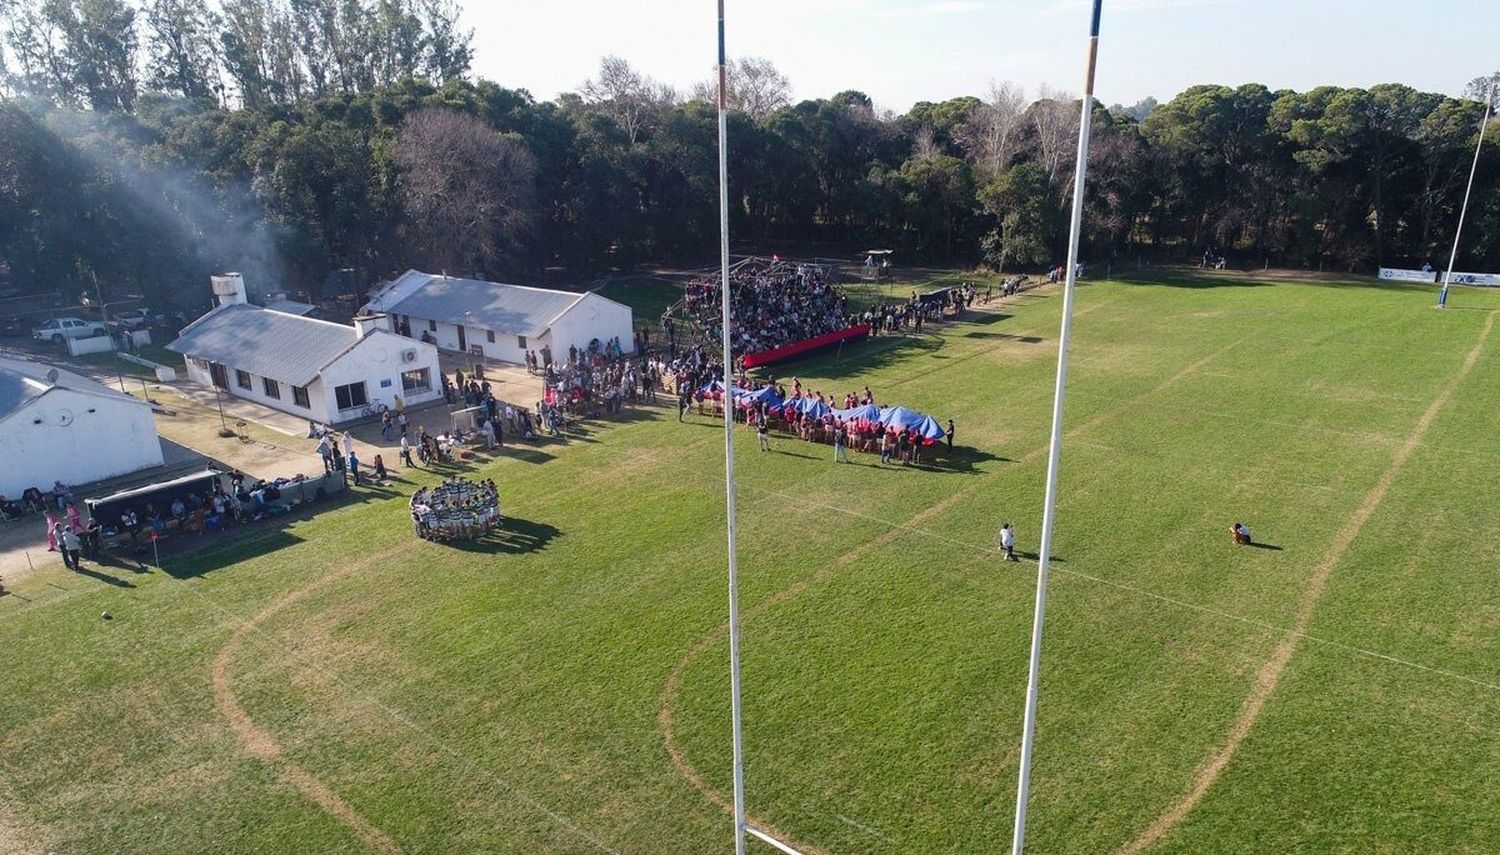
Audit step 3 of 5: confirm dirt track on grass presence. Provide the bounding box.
[211,552,403,853]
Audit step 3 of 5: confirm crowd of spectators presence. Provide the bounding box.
[671,259,850,359]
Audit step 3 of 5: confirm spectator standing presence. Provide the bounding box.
[316,435,334,474]
[57,524,81,571]
[400,434,416,468]
[348,451,361,486]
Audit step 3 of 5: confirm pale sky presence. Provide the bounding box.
[461,0,1498,113]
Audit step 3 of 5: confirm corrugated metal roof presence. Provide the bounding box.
[264,299,315,316]
[167,303,357,387]
[0,355,145,422]
[372,272,585,337]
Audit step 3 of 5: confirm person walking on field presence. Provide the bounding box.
[400,434,416,468]
[758,420,770,452]
[1000,522,1018,562]
[834,424,851,463]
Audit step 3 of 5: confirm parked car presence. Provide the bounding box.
[31,317,105,344]
[113,308,153,328]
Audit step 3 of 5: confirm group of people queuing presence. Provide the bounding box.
[410,477,500,541]
[671,259,849,359]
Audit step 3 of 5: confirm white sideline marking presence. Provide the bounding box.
[742,483,1500,697]
[746,824,807,854]
[835,812,896,843]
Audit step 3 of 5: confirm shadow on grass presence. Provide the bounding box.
[1246,542,1284,552]
[71,565,136,587]
[965,331,1044,343]
[445,516,560,555]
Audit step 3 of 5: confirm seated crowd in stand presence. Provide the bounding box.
[673,259,849,359]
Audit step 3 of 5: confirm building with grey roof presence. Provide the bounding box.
[364,270,634,365]
[0,355,164,496]
[168,274,443,425]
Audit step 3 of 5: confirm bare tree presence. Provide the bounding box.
[394,108,537,274]
[579,55,676,145]
[1467,71,1500,109]
[692,55,791,121]
[911,126,941,160]
[1029,85,1080,189]
[957,81,1026,177]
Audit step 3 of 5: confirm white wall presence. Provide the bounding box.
[404,317,531,364]
[0,388,164,496]
[548,293,635,357]
[316,329,442,423]
[183,356,327,424]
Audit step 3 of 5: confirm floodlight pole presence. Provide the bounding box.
[1012,2,1102,853]
[1437,86,1492,309]
[716,2,748,855]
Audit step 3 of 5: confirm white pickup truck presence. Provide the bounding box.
[31,317,106,344]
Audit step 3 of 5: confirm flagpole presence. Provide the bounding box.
[1437,86,1492,309]
[1012,2,1102,852]
[716,2,748,854]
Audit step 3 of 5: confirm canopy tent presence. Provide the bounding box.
[878,405,946,440]
[86,469,223,526]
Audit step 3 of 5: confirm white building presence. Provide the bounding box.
[168,274,443,426]
[364,269,635,364]
[0,355,164,497]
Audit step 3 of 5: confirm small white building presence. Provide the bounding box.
[364,269,635,364]
[168,274,443,425]
[0,355,164,497]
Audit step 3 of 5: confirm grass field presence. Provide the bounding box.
[5,272,1500,853]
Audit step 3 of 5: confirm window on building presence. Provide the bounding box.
[262,377,280,399]
[486,329,495,344]
[236,369,252,390]
[292,385,310,408]
[401,368,431,394]
[428,319,437,332]
[517,335,527,349]
[335,381,368,411]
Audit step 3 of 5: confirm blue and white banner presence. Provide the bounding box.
[1444,272,1500,287]
[1378,268,1438,283]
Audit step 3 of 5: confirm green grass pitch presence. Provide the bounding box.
[3,273,1500,853]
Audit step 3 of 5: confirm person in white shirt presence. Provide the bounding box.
[1000,523,1017,561]
[342,432,354,460]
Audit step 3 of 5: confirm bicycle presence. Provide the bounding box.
[362,400,389,418]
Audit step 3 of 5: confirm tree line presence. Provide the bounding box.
[1,4,1497,309]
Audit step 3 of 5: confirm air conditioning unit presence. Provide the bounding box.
[401,349,418,363]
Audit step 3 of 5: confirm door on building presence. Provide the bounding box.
[209,362,229,389]
[457,325,467,352]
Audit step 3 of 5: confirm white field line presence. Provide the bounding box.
[740,483,1500,696]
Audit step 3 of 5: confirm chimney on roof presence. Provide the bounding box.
[352,312,390,338]
[210,273,247,306]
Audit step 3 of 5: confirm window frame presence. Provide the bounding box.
[235,369,252,390]
[292,385,310,408]
[335,381,368,411]
[401,367,431,394]
[262,377,280,399]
